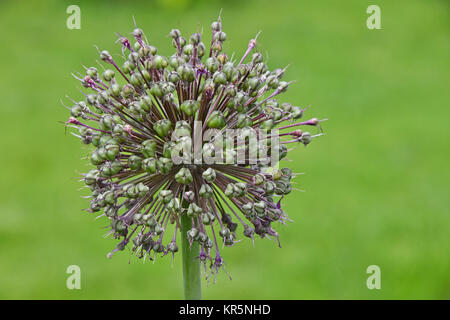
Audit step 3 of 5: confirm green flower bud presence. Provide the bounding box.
[90,151,104,165]
[102,69,115,82]
[211,21,221,31]
[187,203,202,218]
[252,52,263,64]
[136,182,149,197]
[224,85,236,97]
[197,232,208,244]
[110,160,123,175]
[213,71,227,85]
[109,83,121,97]
[84,169,99,185]
[277,81,289,92]
[260,119,274,131]
[143,215,156,227]
[132,28,143,37]
[168,71,181,83]
[104,191,116,205]
[179,37,187,47]
[169,55,184,69]
[142,158,156,174]
[199,184,213,198]
[100,50,112,62]
[281,167,293,179]
[190,33,201,45]
[184,191,195,202]
[99,114,114,130]
[86,67,98,78]
[167,198,180,213]
[187,228,199,242]
[175,167,193,184]
[180,100,200,116]
[122,84,135,98]
[150,83,164,97]
[153,119,172,138]
[122,61,135,74]
[104,206,116,218]
[275,180,292,195]
[167,241,179,253]
[130,73,143,87]
[139,95,152,112]
[197,42,205,57]
[202,168,216,183]
[225,183,235,197]
[291,106,303,119]
[217,31,227,42]
[277,143,288,160]
[242,202,254,216]
[158,189,174,204]
[254,200,266,215]
[236,114,252,128]
[219,227,230,238]
[105,144,119,160]
[272,168,283,180]
[123,184,138,198]
[138,45,151,57]
[205,57,219,73]
[301,131,312,146]
[97,147,107,160]
[170,29,181,38]
[182,44,193,55]
[201,213,211,225]
[267,75,279,89]
[154,55,168,69]
[70,104,83,118]
[234,182,247,197]
[157,157,173,174]
[128,155,142,170]
[163,141,176,158]
[177,64,195,82]
[142,69,151,81]
[174,120,191,138]
[128,52,140,63]
[248,77,261,91]
[264,181,276,196]
[206,111,225,129]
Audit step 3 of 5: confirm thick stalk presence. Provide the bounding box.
[181,212,202,300]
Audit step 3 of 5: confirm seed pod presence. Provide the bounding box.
[158,190,174,204]
[187,203,202,218]
[142,158,156,174]
[128,155,142,170]
[199,184,213,198]
[175,167,193,184]
[180,100,200,116]
[301,132,312,146]
[207,111,225,129]
[153,119,172,138]
[157,157,173,174]
[202,168,216,183]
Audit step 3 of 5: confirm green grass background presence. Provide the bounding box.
[0,0,449,299]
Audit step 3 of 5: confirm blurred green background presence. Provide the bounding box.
[0,0,449,299]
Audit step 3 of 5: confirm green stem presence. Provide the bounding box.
[181,212,202,300]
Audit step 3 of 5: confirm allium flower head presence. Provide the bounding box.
[64,16,324,278]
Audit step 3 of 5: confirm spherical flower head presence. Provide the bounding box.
[63,15,324,279]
